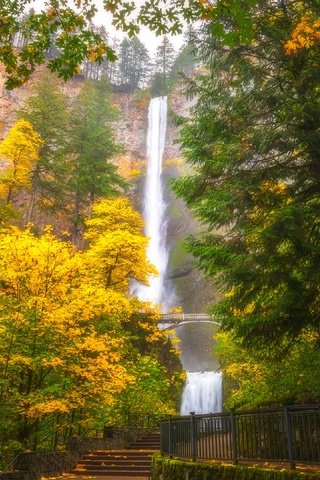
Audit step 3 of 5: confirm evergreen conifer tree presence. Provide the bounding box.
[152,36,176,95]
[173,0,320,350]
[118,37,151,91]
[67,78,126,244]
[19,72,69,221]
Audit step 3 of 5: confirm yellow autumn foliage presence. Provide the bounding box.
[285,16,320,55]
[85,230,156,291]
[27,400,69,419]
[85,197,157,291]
[0,225,134,425]
[85,197,144,238]
[0,119,42,202]
[0,195,180,446]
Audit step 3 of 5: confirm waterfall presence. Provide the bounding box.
[134,97,222,415]
[180,371,222,415]
[135,96,172,310]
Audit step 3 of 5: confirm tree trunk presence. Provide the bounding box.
[71,190,81,246]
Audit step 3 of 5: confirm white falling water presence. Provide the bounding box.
[180,371,223,415]
[135,96,170,309]
[133,97,222,415]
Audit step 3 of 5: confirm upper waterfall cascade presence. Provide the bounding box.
[135,96,173,310]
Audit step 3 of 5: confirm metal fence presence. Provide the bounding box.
[126,413,169,429]
[160,405,320,468]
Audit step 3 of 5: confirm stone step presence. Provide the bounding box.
[127,446,159,450]
[79,460,152,467]
[129,440,160,447]
[71,469,150,476]
[85,450,154,456]
[72,434,160,477]
[130,439,160,444]
[75,464,151,471]
[128,443,159,446]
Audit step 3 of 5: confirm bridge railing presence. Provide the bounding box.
[160,405,320,468]
[159,313,211,322]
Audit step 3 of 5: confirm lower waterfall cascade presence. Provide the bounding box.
[180,371,222,415]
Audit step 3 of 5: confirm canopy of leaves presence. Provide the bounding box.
[117,37,151,91]
[12,73,126,235]
[151,35,176,95]
[0,226,130,451]
[1,0,301,89]
[67,78,124,198]
[84,197,156,292]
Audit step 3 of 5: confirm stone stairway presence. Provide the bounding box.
[71,432,160,477]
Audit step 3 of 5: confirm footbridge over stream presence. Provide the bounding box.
[158,313,220,329]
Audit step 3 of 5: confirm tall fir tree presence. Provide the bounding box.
[67,78,126,244]
[117,37,151,91]
[152,36,176,95]
[173,0,320,351]
[19,72,69,221]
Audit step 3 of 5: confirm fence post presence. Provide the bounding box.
[103,426,114,439]
[284,406,295,470]
[190,411,197,461]
[168,415,173,458]
[230,410,238,465]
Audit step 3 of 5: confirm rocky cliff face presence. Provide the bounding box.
[163,90,219,313]
[0,67,218,313]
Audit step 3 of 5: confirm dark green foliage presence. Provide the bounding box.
[216,331,320,409]
[151,36,176,95]
[1,0,281,89]
[173,0,320,351]
[19,72,69,220]
[66,78,127,243]
[17,73,127,238]
[117,37,151,91]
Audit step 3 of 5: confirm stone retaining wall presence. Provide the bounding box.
[0,428,152,480]
[13,451,79,480]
